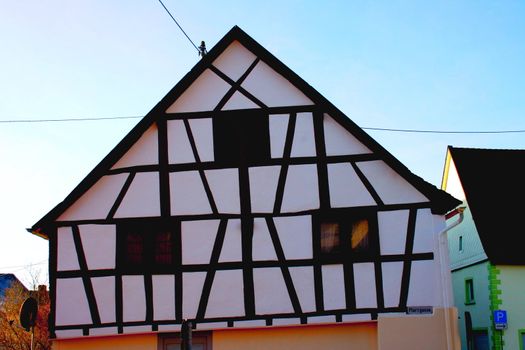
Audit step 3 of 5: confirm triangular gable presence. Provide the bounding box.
[31,26,459,235]
[444,146,525,264]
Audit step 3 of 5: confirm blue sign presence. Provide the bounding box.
[493,310,507,330]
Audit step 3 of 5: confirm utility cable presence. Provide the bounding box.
[362,127,525,134]
[156,0,200,53]
[0,260,47,271]
[0,116,141,123]
[1,116,525,134]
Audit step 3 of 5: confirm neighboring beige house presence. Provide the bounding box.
[30,26,462,350]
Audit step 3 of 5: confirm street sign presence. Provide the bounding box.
[406,306,433,315]
[493,310,507,330]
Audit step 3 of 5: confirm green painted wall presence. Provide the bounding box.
[488,264,503,350]
[451,261,491,350]
[498,265,525,350]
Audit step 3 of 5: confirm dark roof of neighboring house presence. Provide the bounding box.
[30,26,460,237]
[448,146,525,265]
[0,273,27,298]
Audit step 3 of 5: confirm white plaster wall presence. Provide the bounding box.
[218,219,242,263]
[205,168,240,213]
[166,69,231,113]
[272,318,301,326]
[308,315,336,324]
[443,157,466,201]
[181,219,219,265]
[222,91,259,110]
[58,174,128,221]
[122,276,146,322]
[254,267,293,315]
[55,278,92,326]
[234,320,267,328]
[91,276,116,323]
[182,272,206,319]
[114,172,160,218]
[123,325,151,334]
[273,215,312,260]
[354,263,377,308]
[206,270,245,318]
[88,327,118,337]
[342,314,372,322]
[407,260,436,306]
[381,262,403,308]
[57,227,80,271]
[241,61,313,107]
[378,210,410,255]
[111,125,158,169]
[322,265,346,310]
[170,171,213,215]
[167,120,195,164]
[252,218,278,261]
[356,160,429,205]
[212,40,257,82]
[290,112,316,157]
[327,162,376,207]
[196,322,228,331]
[55,330,84,339]
[79,224,116,270]
[412,208,435,253]
[323,114,371,156]
[281,164,319,212]
[269,114,289,158]
[289,266,316,312]
[249,165,280,213]
[188,118,214,162]
[152,275,175,321]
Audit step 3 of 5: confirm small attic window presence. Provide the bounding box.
[317,210,377,262]
[213,110,270,165]
[118,222,174,272]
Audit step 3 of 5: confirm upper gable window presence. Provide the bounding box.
[317,210,377,262]
[213,110,270,165]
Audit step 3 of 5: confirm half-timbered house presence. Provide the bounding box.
[30,26,462,350]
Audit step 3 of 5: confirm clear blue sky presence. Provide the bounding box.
[1,1,524,285]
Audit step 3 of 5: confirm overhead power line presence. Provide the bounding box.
[1,115,524,134]
[362,127,525,134]
[156,0,200,54]
[0,116,141,123]
[0,260,47,271]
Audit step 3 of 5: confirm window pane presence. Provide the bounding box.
[213,111,270,164]
[350,219,369,252]
[473,330,489,350]
[465,279,475,303]
[126,233,143,264]
[320,222,340,253]
[155,231,173,265]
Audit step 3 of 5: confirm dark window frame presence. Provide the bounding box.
[314,209,379,264]
[213,109,270,165]
[472,328,489,350]
[465,277,475,305]
[117,220,177,273]
[158,331,212,350]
